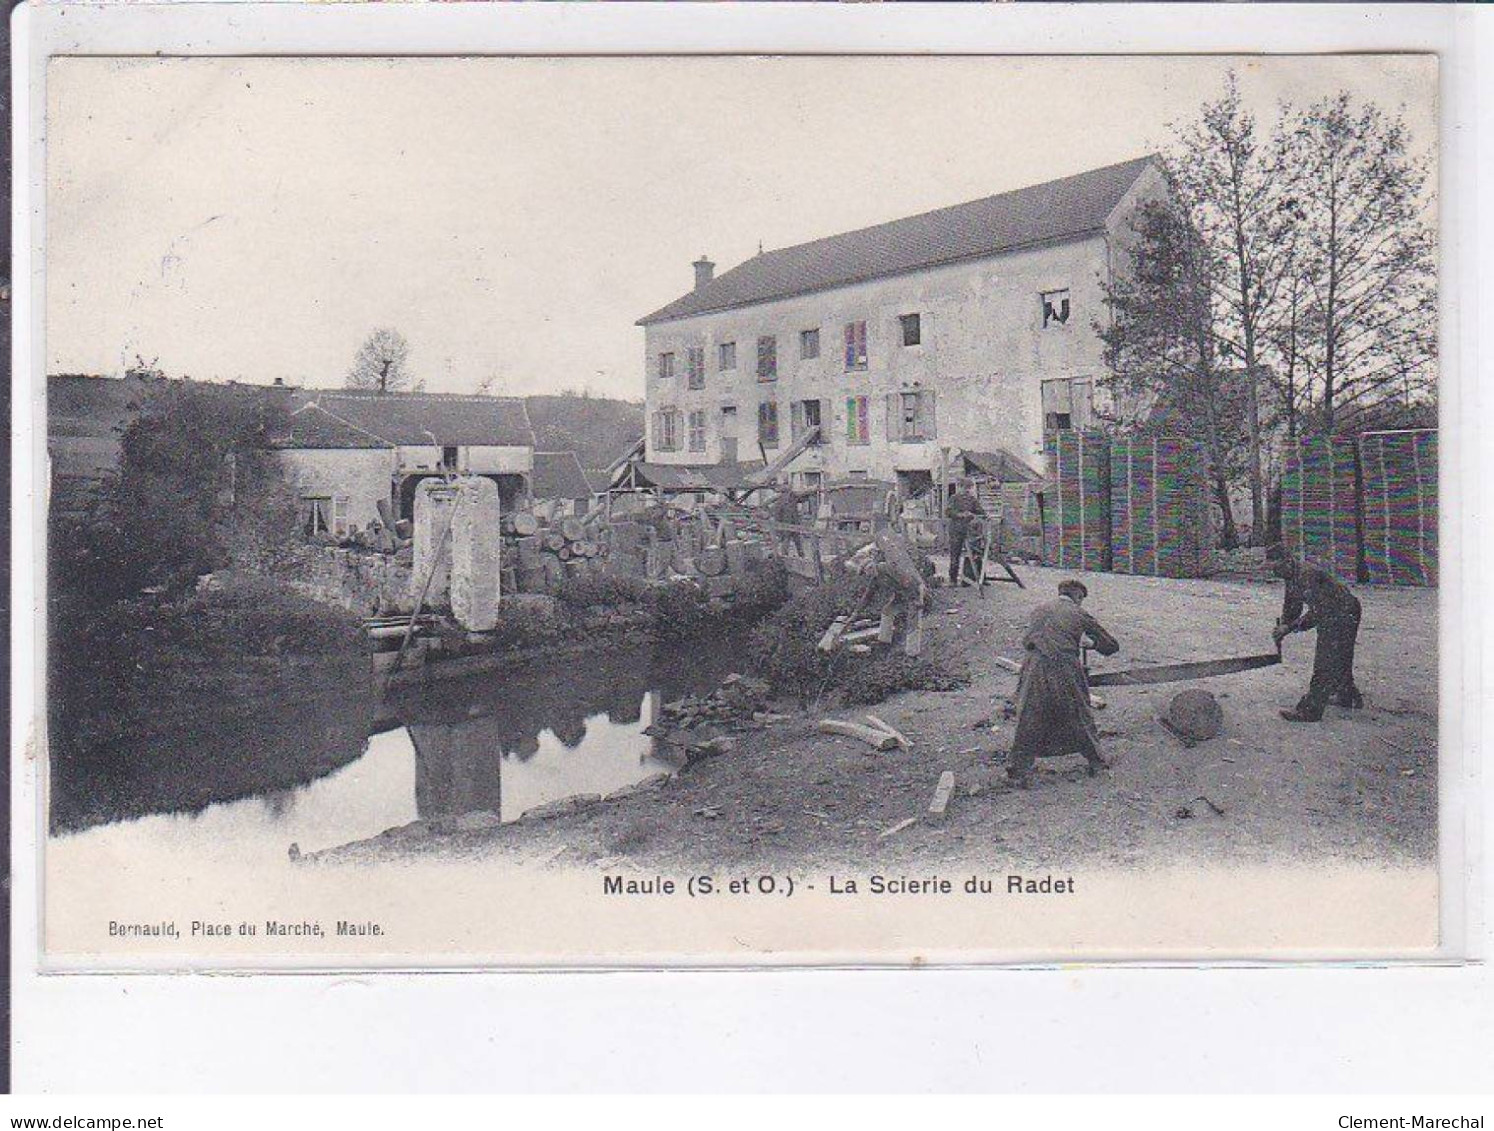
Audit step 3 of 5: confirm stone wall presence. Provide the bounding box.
[279,544,414,616]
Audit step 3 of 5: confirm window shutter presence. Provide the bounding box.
[922,391,937,440]
[1041,379,1072,415]
[885,393,900,443]
[791,401,804,440]
[333,496,350,537]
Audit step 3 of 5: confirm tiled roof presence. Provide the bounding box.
[531,451,593,500]
[275,402,392,450]
[638,157,1156,325]
[286,389,536,448]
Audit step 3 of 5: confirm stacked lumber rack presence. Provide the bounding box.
[1281,435,1362,583]
[1109,435,1214,579]
[1358,429,1437,587]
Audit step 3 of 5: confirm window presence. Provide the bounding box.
[899,313,922,347]
[441,445,459,470]
[757,336,778,381]
[758,401,779,448]
[792,470,824,491]
[720,406,738,463]
[686,347,706,389]
[303,496,351,539]
[890,390,936,442]
[791,399,823,442]
[1041,377,1093,433]
[652,407,682,452]
[845,395,870,445]
[688,409,707,453]
[719,341,737,371]
[658,351,676,380]
[1041,289,1071,329]
[800,328,820,360]
[844,321,868,370]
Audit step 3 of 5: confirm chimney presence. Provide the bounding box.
[693,255,715,292]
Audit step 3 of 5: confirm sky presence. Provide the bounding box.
[46,55,1436,401]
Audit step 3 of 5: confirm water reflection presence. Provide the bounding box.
[53,632,747,864]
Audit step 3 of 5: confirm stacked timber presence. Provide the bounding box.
[1281,436,1361,583]
[511,513,610,593]
[1109,435,1214,578]
[1043,430,1111,571]
[1358,429,1437,587]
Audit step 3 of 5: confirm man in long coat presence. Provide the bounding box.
[1269,547,1364,721]
[1006,579,1120,788]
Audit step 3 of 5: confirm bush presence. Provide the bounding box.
[838,653,970,706]
[731,559,792,617]
[645,579,712,641]
[553,572,651,612]
[746,571,867,701]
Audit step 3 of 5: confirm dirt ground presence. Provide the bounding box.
[318,566,1438,871]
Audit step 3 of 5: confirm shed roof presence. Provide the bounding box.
[638,156,1157,325]
[287,389,536,448]
[531,451,593,500]
[627,461,767,492]
[959,448,1043,483]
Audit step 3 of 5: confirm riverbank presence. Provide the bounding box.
[311,567,1438,871]
[48,576,373,832]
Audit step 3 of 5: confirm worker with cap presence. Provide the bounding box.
[1006,578,1119,789]
[944,479,988,586]
[1268,546,1364,721]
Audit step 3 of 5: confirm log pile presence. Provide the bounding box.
[509,512,612,593]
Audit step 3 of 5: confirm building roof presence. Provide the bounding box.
[275,402,393,450]
[531,451,593,500]
[286,389,536,448]
[638,156,1157,325]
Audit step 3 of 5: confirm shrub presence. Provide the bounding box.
[746,571,867,702]
[553,572,651,612]
[837,653,970,706]
[731,559,792,616]
[646,579,712,641]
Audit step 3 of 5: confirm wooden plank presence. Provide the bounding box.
[818,719,899,751]
[928,771,956,816]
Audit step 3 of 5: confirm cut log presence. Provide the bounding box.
[928,771,956,816]
[817,719,898,751]
[560,517,587,542]
[511,512,539,537]
[576,540,598,558]
[864,714,912,749]
[994,655,1022,673]
[557,545,574,561]
[544,533,567,553]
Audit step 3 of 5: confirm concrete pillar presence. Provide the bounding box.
[450,476,503,631]
[412,479,459,608]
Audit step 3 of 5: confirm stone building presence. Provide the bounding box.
[273,390,536,535]
[636,156,1166,497]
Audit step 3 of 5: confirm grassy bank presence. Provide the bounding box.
[49,575,372,833]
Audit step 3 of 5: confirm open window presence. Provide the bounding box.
[886,390,936,442]
[899,313,922,347]
[1041,377,1093,432]
[791,399,823,443]
[1041,289,1071,329]
[303,495,350,538]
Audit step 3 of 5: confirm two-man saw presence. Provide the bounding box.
[1086,649,1282,687]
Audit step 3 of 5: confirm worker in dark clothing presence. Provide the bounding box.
[945,480,987,585]
[1269,546,1364,722]
[772,486,807,555]
[1006,579,1120,788]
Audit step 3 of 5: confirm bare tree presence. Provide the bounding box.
[347,328,414,394]
[1098,199,1248,550]
[1165,72,1299,543]
[1278,93,1437,432]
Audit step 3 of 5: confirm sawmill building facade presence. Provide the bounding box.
[636,157,1166,496]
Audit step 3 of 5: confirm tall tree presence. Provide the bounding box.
[1279,93,1437,432]
[347,328,415,394]
[1097,199,1248,550]
[1165,73,1297,544]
